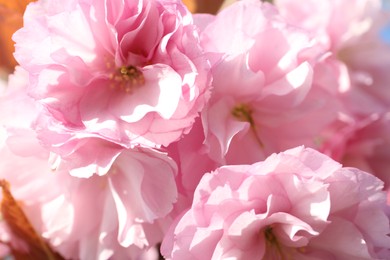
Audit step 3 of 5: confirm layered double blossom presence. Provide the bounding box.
[168,0,340,202]
[195,0,338,166]
[273,0,390,191]
[13,0,211,175]
[275,0,390,114]
[1,0,390,259]
[162,146,390,259]
[0,67,178,258]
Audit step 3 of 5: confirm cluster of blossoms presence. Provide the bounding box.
[0,0,390,259]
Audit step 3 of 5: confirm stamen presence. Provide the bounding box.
[109,65,145,93]
[231,104,264,148]
[262,225,307,259]
[232,104,254,124]
[264,226,278,244]
[263,225,288,260]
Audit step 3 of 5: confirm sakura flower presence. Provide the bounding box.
[339,22,390,110]
[274,0,382,51]
[13,0,211,153]
[273,0,390,183]
[275,0,390,111]
[161,146,390,259]
[0,133,178,259]
[196,0,338,165]
[45,146,178,260]
[339,112,390,191]
[0,68,69,257]
[0,67,178,259]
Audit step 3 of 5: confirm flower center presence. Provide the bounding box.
[263,226,287,259]
[262,225,308,259]
[232,104,254,124]
[264,226,277,244]
[110,65,145,93]
[231,104,264,148]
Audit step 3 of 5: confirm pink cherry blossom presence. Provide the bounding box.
[45,146,178,259]
[275,0,390,110]
[339,21,390,109]
[195,0,338,165]
[271,0,390,171]
[0,134,179,259]
[13,0,211,153]
[339,113,390,191]
[0,68,69,256]
[275,0,382,51]
[0,134,177,259]
[161,146,390,259]
[2,0,390,259]
[0,67,178,259]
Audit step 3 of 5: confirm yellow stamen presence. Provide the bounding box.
[109,65,145,93]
